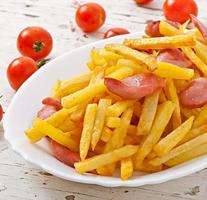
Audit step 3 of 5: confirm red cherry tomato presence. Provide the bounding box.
[75,3,106,33]
[145,21,162,37]
[7,57,38,91]
[17,26,53,60]
[135,0,153,4]
[0,104,3,122]
[163,0,198,23]
[103,28,129,39]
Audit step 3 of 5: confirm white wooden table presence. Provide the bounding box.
[0,0,207,199]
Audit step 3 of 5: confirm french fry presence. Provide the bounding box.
[193,105,207,128]
[105,44,157,70]
[91,99,112,150]
[50,80,62,99]
[159,20,181,36]
[137,161,162,173]
[124,135,141,145]
[80,104,98,160]
[32,118,78,152]
[100,127,113,142]
[93,141,105,155]
[61,67,134,109]
[121,157,133,180]
[90,48,107,67]
[133,101,142,118]
[75,145,138,174]
[178,124,207,145]
[174,80,188,93]
[105,65,121,75]
[182,47,207,76]
[124,34,196,50]
[127,125,137,136]
[106,117,121,128]
[134,101,175,169]
[165,79,181,129]
[180,107,200,118]
[153,116,194,156]
[149,132,207,166]
[137,91,160,135]
[106,100,135,117]
[194,41,207,64]
[165,143,207,167]
[25,127,45,143]
[159,90,167,103]
[58,118,77,132]
[154,62,194,80]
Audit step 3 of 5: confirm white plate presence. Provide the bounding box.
[3,33,207,187]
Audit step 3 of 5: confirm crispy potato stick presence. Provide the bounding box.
[106,117,121,128]
[134,101,175,168]
[180,107,200,118]
[124,34,196,50]
[99,48,121,62]
[121,157,133,180]
[159,20,181,36]
[178,124,207,145]
[50,80,62,99]
[159,90,167,103]
[100,127,113,142]
[117,59,148,74]
[80,104,98,160]
[137,91,160,135]
[127,125,137,136]
[174,80,189,93]
[106,100,135,117]
[25,127,44,143]
[62,67,133,109]
[154,116,194,156]
[165,143,207,167]
[194,41,207,64]
[193,105,207,128]
[32,118,78,152]
[91,99,112,150]
[75,145,138,174]
[124,135,141,145]
[133,101,142,118]
[90,49,107,67]
[58,119,77,132]
[186,28,205,43]
[154,62,194,80]
[105,44,157,70]
[182,47,207,76]
[149,132,207,166]
[137,161,162,173]
[93,141,105,155]
[165,79,181,129]
[147,151,157,160]
[105,65,121,75]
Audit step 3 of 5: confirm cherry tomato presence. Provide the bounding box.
[17,26,53,60]
[0,104,3,122]
[103,28,129,39]
[7,57,38,91]
[145,21,162,37]
[163,0,198,23]
[75,3,106,32]
[135,0,153,4]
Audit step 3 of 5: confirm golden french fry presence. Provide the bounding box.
[100,127,113,142]
[165,143,207,167]
[62,67,133,109]
[165,79,181,129]
[50,80,62,99]
[154,62,194,80]
[137,91,160,135]
[124,34,196,50]
[93,141,105,155]
[25,127,45,143]
[193,105,207,128]
[58,118,77,132]
[105,65,121,75]
[127,125,137,136]
[159,20,181,36]
[136,161,162,173]
[174,80,189,93]
[121,157,133,180]
[105,44,157,70]
[32,118,78,152]
[159,89,167,103]
[90,48,107,67]
[75,145,138,174]
[180,107,200,118]
[106,117,121,128]
[149,132,207,166]
[80,104,98,160]
[91,99,112,150]
[153,116,194,156]
[134,101,175,169]
[124,135,141,145]
[194,41,207,64]
[133,101,142,118]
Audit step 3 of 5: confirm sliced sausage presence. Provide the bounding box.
[145,20,162,37]
[37,105,58,120]
[42,97,62,110]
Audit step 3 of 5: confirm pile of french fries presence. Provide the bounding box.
[25,19,207,180]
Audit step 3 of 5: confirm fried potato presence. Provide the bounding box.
[174,80,189,93]
[149,132,207,166]
[180,107,200,118]
[153,116,194,156]
[165,79,181,129]
[32,118,78,152]
[133,101,142,118]
[136,161,162,173]
[100,127,113,142]
[50,80,62,99]
[105,44,157,70]
[58,118,77,132]
[158,90,167,103]
[194,41,207,64]
[91,99,112,150]
[124,135,141,145]
[134,101,175,168]
[124,34,196,50]
[106,117,121,128]
[61,67,133,109]
[75,145,138,174]
[80,104,98,160]
[154,62,194,80]
[193,105,207,128]
[127,125,137,136]
[137,91,160,135]
[165,143,207,167]
[159,20,181,36]
[121,157,133,180]
[25,127,45,143]
[90,48,107,68]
